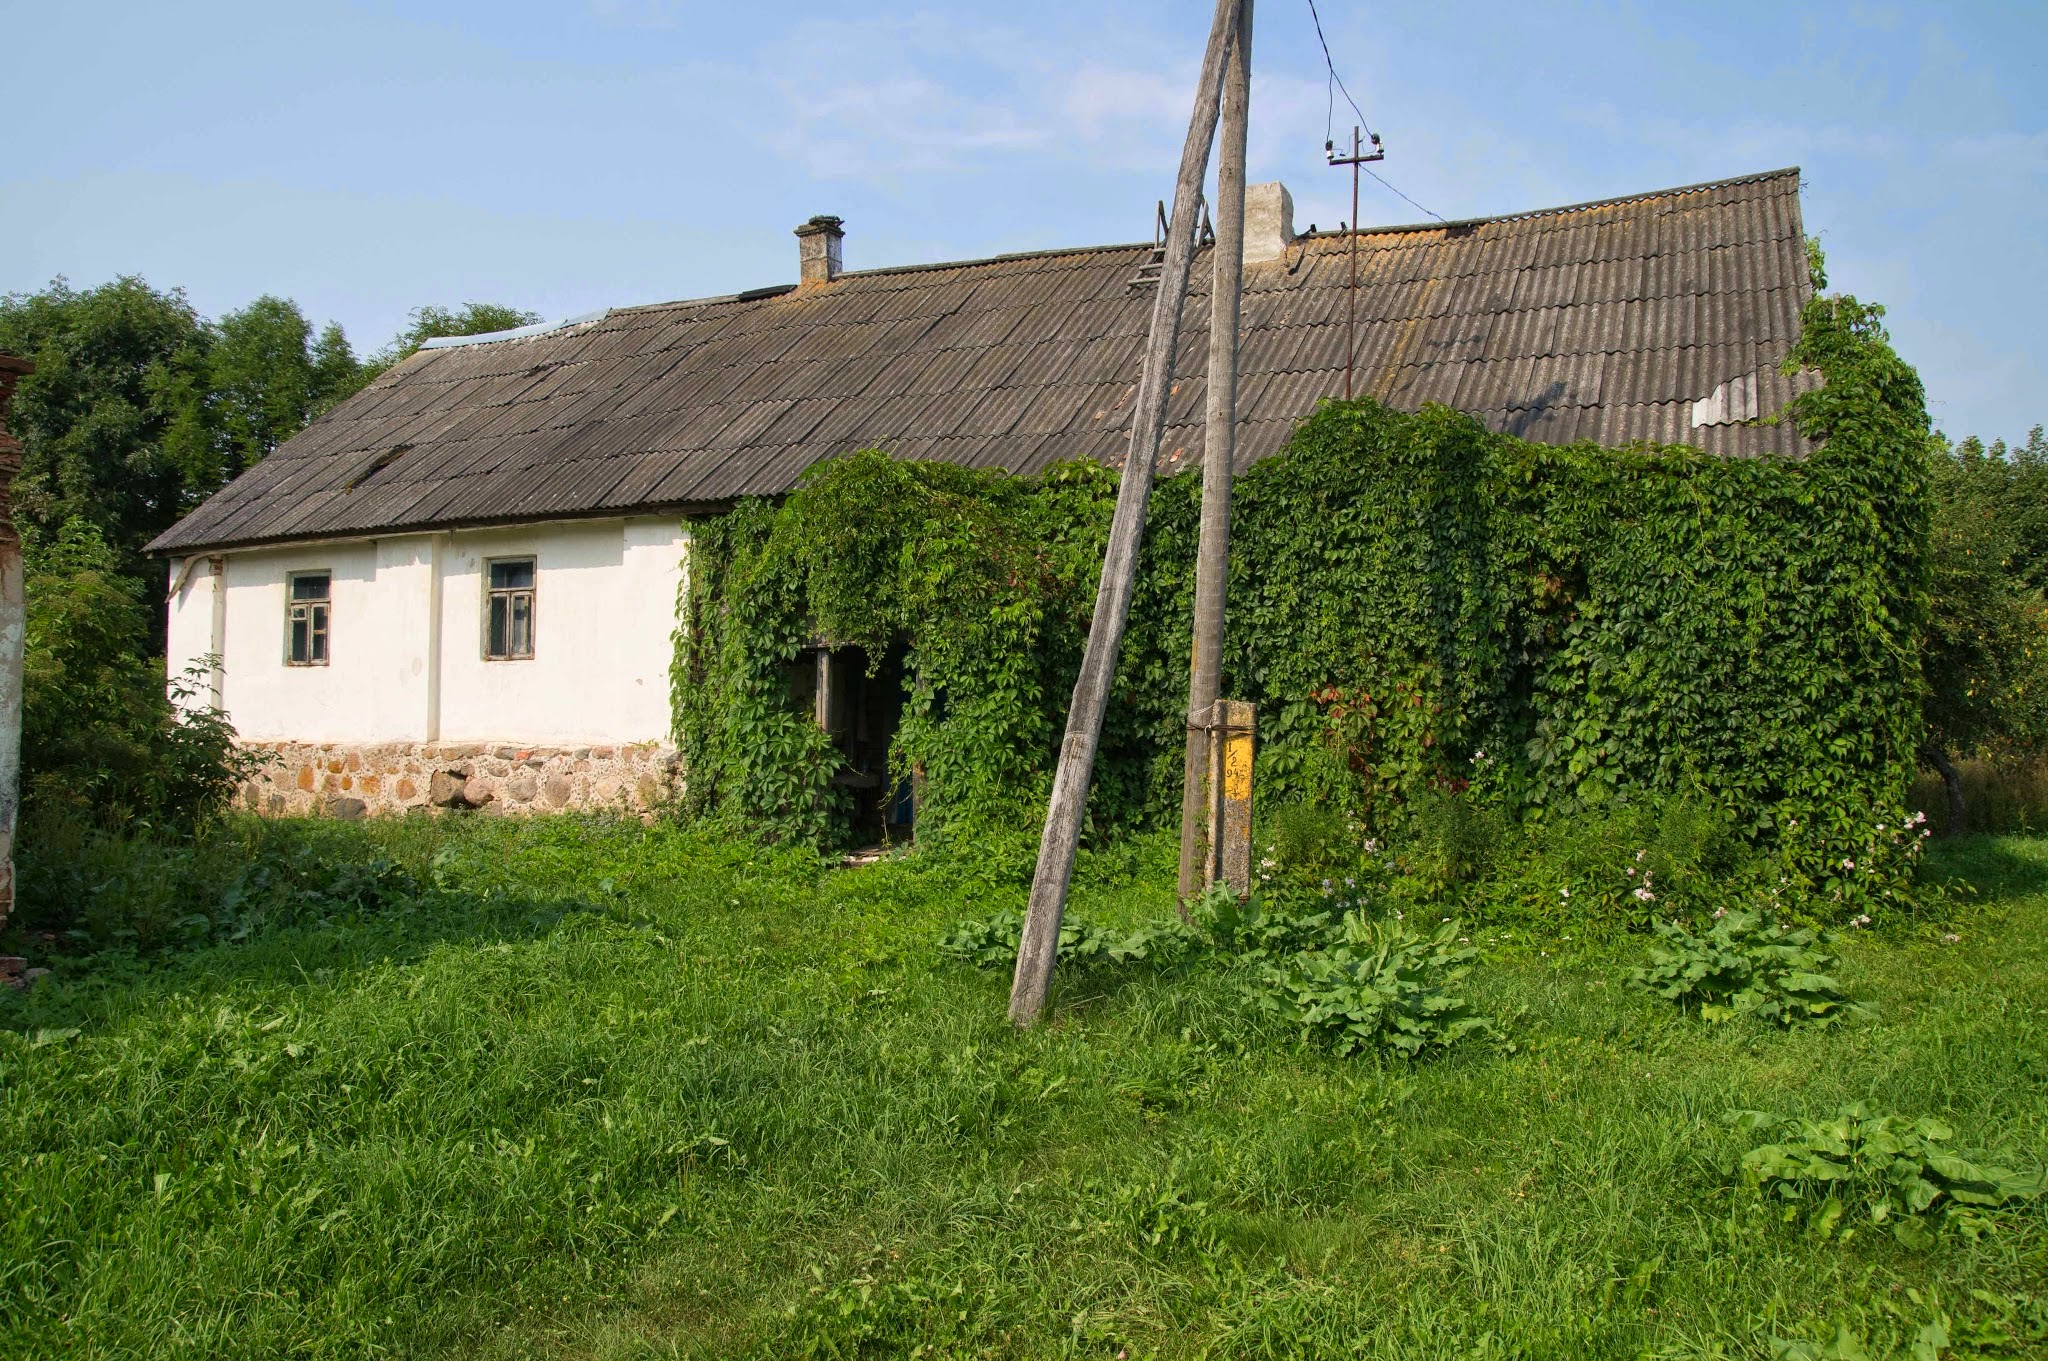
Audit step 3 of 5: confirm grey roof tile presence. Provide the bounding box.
[151,167,1814,553]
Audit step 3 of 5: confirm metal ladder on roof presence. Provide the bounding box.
[1129,198,1215,288]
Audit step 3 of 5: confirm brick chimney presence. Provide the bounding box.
[794,215,845,284]
[1243,182,1295,265]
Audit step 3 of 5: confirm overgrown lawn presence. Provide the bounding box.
[3,821,2044,1358]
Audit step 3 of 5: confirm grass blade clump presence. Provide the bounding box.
[1628,909,1865,1028]
[936,910,1194,970]
[1734,1103,2046,1247]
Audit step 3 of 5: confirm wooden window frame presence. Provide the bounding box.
[285,570,331,667]
[483,556,537,661]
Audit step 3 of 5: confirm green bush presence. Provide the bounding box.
[1629,910,1865,1028]
[1735,1103,2045,1247]
[13,818,421,954]
[21,519,255,832]
[1260,800,1353,877]
[1254,914,1495,1059]
[1403,786,1509,890]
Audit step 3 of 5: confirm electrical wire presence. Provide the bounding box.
[1365,167,1446,224]
[1305,0,1374,143]
[1304,0,1448,225]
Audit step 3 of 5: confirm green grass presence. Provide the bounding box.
[3,820,2045,1359]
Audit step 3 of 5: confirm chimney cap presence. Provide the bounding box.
[795,215,846,284]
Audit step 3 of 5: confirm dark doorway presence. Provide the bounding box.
[789,641,913,842]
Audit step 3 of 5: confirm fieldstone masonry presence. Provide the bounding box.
[240,741,680,818]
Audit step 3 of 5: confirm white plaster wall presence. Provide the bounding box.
[164,518,688,747]
[174,541,418,743]
[164,554,217,703]
[436,518,687,745]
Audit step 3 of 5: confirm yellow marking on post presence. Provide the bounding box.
[1224,728,1253,801]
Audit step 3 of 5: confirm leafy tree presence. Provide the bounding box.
[0,277,213,566]
[1996,426,2048,594]
[0,279,376,583]
[201,296,365,484]
[360,302,542,383]
[1920,434,2048,831]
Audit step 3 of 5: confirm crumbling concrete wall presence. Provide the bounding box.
[0,354,33,932]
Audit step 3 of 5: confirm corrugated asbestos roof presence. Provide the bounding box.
[150,167,1814,555]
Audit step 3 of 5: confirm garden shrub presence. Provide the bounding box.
[21,519,256,832]
[1734,1103,2045,1247]
[1629,910,1864,1028]
[1253,914,1496,1059]
[13,817,422,954]
[1261,801,1354,876]
[674,274,1933,923]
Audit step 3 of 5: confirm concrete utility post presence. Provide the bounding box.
[1177,0,1253,904]
[1008,0,1245,1028]
[0,353,33,934]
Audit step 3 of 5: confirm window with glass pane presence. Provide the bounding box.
[486,558,535,660]
[287,571,330,666]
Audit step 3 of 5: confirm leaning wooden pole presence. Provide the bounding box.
[1008,0,1241,1027]
[1176,0,1253,904]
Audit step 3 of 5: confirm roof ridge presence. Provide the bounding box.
[607,240,1157,320]
[1303,166,1805,240]
[602,167,1801,318]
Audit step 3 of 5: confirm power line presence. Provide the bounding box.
[1303,0,1447,226]
[1304,0,1374,144]
[1365,167,1446,224]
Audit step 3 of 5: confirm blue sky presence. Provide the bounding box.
[7,0,2044,443]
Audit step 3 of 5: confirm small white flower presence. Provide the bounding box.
[1842,858,1855,871]
[1632,887,1656,902]
[1713,906,1727,918]
[1942,932,1960,943]
[1626,867,1636,878]
[1635,850,1646,863]
[1560,888,1570,900]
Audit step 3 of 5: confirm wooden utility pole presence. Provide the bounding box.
[1008,0,1242,1027]
[1176,0,1253,904]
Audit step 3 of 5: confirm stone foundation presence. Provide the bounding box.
[240,741,681,818]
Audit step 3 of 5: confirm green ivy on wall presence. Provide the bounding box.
[671,280,1934,911]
